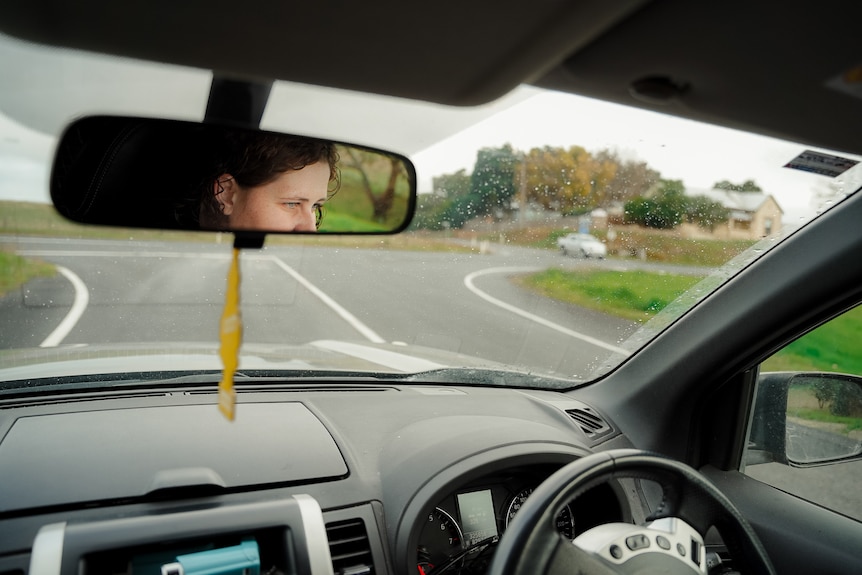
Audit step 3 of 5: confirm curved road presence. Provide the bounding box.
[1,237,645,379]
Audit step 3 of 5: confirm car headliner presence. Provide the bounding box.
[0,0,860,156]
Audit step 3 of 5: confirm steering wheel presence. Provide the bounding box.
[487,449,775,575]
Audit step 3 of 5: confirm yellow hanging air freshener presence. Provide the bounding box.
[218,247,242,421]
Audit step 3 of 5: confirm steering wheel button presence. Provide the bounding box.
[609,545,623,559]
[625,534,650,551]
[656,535,671,550]
[677,543,686,556]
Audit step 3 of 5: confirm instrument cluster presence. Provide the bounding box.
[416,464,623,574]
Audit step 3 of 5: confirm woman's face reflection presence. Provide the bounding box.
[218,160,331,232]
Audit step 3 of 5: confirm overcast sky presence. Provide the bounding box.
[411,90,862,223]
[2,32,860,225]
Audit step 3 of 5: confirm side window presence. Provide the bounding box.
[743,305,862,522]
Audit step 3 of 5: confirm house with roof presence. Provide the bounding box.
[687,188,783,240]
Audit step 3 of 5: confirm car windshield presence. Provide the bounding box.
[1,34,861,392]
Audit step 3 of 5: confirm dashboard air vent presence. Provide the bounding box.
[565,407,612,438]
[325,519,374,575]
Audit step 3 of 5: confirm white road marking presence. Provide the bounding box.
[19,249,382,345]
[464,267,631,356]
[311,340,445,372]
[39,266,89,347]
[266,256,385,343]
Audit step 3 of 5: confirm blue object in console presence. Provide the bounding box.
[160,540,261,575]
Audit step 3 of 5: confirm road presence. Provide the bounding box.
[0,236,663,379]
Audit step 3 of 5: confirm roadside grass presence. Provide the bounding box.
[3,201,754,266]
[517,268,704,322]
[0,251,56,297]
[788,386,862,432]
[266,233,476,252]
[606,230,754,266]
[0,201,475,252]
[792,408,862,433]
[0,201,224,242]
[498,226,754,267]
[521,268,862,375]
[762,305,862,375]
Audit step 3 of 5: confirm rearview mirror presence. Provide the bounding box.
[51,116,417,234]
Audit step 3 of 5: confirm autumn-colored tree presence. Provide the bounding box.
[595,150,661,204]
[414,143,664,229]
[521,145,615,214]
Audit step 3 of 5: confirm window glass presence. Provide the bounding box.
[745,305,862,522]
[761,305,862,375]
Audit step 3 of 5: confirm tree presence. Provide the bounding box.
[410,193,452,231]
[713,179,762,192]
[341,147,407,222]
[441,194,481,229]
[413,146,517,230]
[686,195,730,230]
[470,144,517,219]
[432,169,471,199]
[594,150,661,205]
[623,179,687,229]
[521,145,614,214]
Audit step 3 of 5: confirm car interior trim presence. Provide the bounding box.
[293,494,336,575]
[28,522,66,575]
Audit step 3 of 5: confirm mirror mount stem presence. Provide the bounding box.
[205,76,273,129]
[233,232,266,250]
[206,77,273,249]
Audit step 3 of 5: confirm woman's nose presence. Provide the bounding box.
[294,208,317,232]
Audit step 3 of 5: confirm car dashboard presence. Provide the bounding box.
[0,383,640,575]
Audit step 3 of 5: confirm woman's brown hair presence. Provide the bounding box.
[197,130,340,230]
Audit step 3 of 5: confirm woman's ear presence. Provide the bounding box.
[214,174,237,215]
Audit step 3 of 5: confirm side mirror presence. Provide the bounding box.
[50,116,417,235]
[748,372,862,466]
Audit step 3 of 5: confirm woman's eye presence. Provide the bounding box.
[283,202,301,209]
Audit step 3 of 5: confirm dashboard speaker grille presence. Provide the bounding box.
[325,519,374,575]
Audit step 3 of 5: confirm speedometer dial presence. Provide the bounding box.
[505,487,575,539]
[417,507,464,574]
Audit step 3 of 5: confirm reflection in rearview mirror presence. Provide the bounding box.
[50,116,416,235]
[786,374,862,465]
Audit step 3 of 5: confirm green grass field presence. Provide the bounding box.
[500,226,754,267]
[0,251,56,297]
[762,305,862,375]
[521,267,862,377]
[518,268,705,322]
[0,201,475,253]
[0,201,225,242]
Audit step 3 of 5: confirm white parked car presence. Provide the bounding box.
[557,233,607,258]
